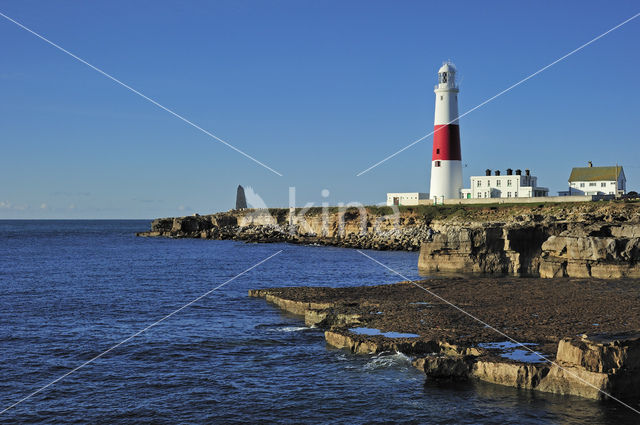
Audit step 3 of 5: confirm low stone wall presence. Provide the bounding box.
[440,195,613,205]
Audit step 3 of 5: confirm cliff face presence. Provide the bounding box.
[138,207,434,251]
[417,223,560,275]
[418,203,640,278]
[138,202,640,278]
[539,223,640,278]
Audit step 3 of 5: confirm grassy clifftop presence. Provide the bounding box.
[274,200,640,224]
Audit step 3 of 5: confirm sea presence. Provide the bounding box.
[0,220,637,424]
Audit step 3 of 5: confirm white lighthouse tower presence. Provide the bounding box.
[429,62,463,203]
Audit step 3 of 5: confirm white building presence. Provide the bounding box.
[560,163,626,196]
[461,169,549,199]
[386,192,429,206]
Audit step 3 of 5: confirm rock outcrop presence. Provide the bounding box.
[139,207,435,251]
[417,223,559,275]
[539,224,640,278]
[249,279,640,400]
[418,202,640,278]
[139,202,640,278]
[414,333,640,400]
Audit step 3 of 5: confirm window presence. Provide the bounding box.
[589,182,596,187]
[507,192,512,198]
[601,182,606,187]
[611,182,616,185]
[507,180,512,187]
[514,192,518,197]
[440,96,443,100]
[496,180,501,187]
[580,183,585,188]
[434,161,441,167]
[436,148,440,154]
[487,180,490,187]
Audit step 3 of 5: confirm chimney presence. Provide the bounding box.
[506,168,513,175]
[515,169,522,176]
[485,169,491,176]
[495,170,501,176]
[525,169,530,176]
[588,161,593,167]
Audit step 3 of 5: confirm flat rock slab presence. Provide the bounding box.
[250,277,640,400]
[252,277,640,355]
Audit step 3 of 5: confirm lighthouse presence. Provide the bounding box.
[429,62,463,202]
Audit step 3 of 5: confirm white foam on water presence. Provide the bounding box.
[276,326,310,333]
[363,351,412,371]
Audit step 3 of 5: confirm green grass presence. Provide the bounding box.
[222,199,640,223]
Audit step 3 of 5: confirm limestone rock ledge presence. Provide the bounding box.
[138,209,434,251]
[249,283,640,400]
[418,205,640,278]
[412,333,640,400]
[139,203,640,276]
[539,231,640,278]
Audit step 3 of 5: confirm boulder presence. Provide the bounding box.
[556,332,640,373]
[421,355,473,380]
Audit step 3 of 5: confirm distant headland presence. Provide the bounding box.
[138,200,640,279]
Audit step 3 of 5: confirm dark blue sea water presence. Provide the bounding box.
[0,220,637,424]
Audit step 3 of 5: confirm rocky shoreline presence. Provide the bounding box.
[249,278,640,401]
[418,205,640,278]
[138,202,640,278]
[136,207,433,251]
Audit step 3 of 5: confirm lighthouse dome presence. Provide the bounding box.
[438,62,456,74]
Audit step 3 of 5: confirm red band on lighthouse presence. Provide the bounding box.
[432,124,461,161]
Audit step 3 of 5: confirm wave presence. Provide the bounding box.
[363,351,412,371]
[255,323,313,333]
[275,326,311,333]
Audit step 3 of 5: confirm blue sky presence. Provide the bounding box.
[1,1,638,218]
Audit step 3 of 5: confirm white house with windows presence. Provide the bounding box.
[460,168,549,199]
[559,163,626,196]
[386,192,429,206]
